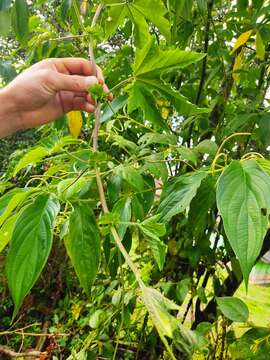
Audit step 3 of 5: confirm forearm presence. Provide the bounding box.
[0,88,21,137]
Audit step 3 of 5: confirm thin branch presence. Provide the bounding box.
[87,5,174,358]
[48,34,88,42]
[196,0,214,106]
[0,345,46,358]
[88,4,104,61]
[188,0,214,145]
[88,3,143,285]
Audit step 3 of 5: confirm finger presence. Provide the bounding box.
[72,97,96,112]
[86,94,96,104]
[96,66,113,100]
[51,58,97,76]
[51,73,99,93]
[102,83,113,101]
[72,91,95,105]
[96,65,105,84]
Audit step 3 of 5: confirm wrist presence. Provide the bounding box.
[0,87,22,137]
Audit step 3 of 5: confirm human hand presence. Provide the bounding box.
[0,58,112,136]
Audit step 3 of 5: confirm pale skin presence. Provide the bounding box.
[0,57,112,137]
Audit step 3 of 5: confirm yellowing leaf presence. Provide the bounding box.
[232,49,244,81]
[256,30,265,60]
[230,30,252,54]
[161,107,170,120]
[67,111,83,138]
[141,285,180,338]
[71,303,83,320]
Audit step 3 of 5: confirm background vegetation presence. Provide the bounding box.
[1,0,270,359]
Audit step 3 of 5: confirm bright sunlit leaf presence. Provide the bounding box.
[230,30,252,54]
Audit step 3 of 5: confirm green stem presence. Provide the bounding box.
[110,77,134,93]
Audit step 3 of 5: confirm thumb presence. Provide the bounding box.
[52,73,99,93]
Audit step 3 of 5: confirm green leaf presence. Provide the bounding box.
[6,194,60,319]
[115,165,145,192]
[230,327,270,358]
[237,0,248,11]
[128,81,169,131]
[142,78,209,117]
[131,0,171,43]
[100,96,128,123]
[128,38,208,128]
[110,134,139,154]
[172,0,192,20]
[0,214,19,253]
[217,160,270,285]
[65,203,100,295]
[107,175,122,207]
[141,285,180,338]
[105,0,170,44]
[139,132,177,147]
[189,175,217,236]
[0,190,30,227]
[257,158,270,176]
[175,146,198,165]
[176,278,191,304]
[139,216,167,270]
[195,140,218,156]
[60,0,72,22]
[255,30,265,60]
[158,171,207,222]
[0,61,17,83]
[13,146,49,176]
[12,0,29,44]
[143,153,168,183]
[216,296,249,322]
[133,38,205,77]
[197,287,207,304]
[255,113,270,147]
[57,177,89,201]
[0,9,11,36]
[89,84,107,103]
[0,0,11,10]
[0,189,24,215]
[105,3,127,38]
[197,0,207,14]
[89,309,107,329]
[112,197,131,239]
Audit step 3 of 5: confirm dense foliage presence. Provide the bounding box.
[1,0,270,359]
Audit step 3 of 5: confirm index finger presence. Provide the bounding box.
[51,57,97,76]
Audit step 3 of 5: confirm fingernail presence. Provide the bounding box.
[85,76,98,88]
